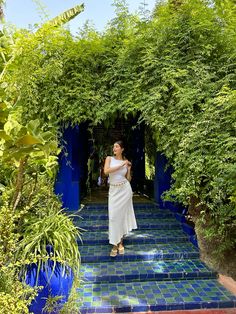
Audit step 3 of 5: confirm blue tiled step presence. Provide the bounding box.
[78,210,174,220]
[78,279,236,313]
[80,229,188,245]
[76,218,181,231]
[80,259,217,284]
[82,203,158,210]
[79,243,199,262]
[79,205,160,212]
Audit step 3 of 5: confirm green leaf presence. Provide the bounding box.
[43,4,84,28]
[16,134,42,146]
[0,130,11,140]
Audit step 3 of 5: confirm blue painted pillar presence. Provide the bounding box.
[131,123,145,192]
[55,126,82,210]
[154,152,186,212]
[154,152,175,209]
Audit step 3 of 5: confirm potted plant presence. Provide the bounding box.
[0,103,81,313]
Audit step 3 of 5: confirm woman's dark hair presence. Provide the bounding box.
[114,140,125,159]
[114,140,124,149]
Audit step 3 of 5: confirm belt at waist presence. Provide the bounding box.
[109,180,127,187]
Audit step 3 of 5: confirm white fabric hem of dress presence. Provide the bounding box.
[109,226,138,245]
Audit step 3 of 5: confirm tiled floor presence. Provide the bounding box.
[76,203,236,313]
[78,217,182,231]
[79,229,188,245]
[77,210,174,220]
[78,280,236,313]
[79,242,200,263]
[80,259,217,283]
[129,310,236,314]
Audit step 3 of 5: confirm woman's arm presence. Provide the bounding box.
[104,156,127,175]
[126,164,132,181]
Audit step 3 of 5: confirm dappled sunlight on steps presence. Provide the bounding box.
[74,203,236,313]
[127,309,236,314]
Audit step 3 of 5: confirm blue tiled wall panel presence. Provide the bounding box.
[55,125,88,210]
[154,152,176,209]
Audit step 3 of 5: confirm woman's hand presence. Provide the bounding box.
[122,160,128,167]
[122,160,132,168]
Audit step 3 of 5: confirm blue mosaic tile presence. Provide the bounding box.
[175,213,187,223]
[182,223,195,235]
[115,305,132,313]
[80,203,159,211]
[132,305,149,312]
[150,304,167,311]
[184,302,201,309]
[75,201,236,313]
[77,207,174,220]
[76,218,182,231]
[80,229,188,245]
[219,300,235,308]
[80,260,216,284]
[80,243,200,263]
[166,303,185,310]
[78,279,236,312]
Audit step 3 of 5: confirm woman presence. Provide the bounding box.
[104,140,137,257]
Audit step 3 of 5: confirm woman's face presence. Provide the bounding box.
[113,143,123,156]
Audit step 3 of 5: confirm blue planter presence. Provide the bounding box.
[26,261,74,314]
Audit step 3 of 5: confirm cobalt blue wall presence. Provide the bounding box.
[55,125,88,210]
[131,123,145,193]
[154,152,186,212]
[154,152,170,207]
[154,152,175,210]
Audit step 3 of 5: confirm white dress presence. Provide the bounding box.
[108,156,137,245]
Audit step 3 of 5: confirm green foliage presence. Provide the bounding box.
[44,4,84,27]
[0,178,81,312]
[0,198,38,314]
[42,280,81,314]
[0,3,85,311]
[17,196,81,277]
[0,84,80,311]
[0,266,38,314]
[1,111,59,163]
[0,103,79,256]
[141,0,236,254]
[1,0,235,269]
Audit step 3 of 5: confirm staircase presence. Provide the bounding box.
[75,203,236,313]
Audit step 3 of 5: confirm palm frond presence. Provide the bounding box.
[45,4,84,27]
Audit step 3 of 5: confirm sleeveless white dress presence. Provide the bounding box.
[108,156,137,245]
